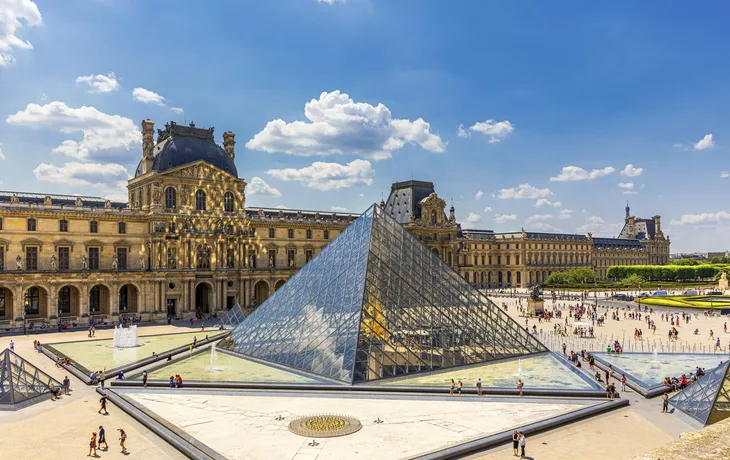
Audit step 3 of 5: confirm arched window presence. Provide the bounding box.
[119,285,128,311]
[223,192,234,212]
[165,187,177,209]
[58,286,71,314]
[90,285,101,313]
[195,190,206,211]
[25,287,40,315]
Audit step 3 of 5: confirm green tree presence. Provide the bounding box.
[621,273,645,287]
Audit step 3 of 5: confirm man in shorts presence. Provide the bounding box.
[98,426,109,450]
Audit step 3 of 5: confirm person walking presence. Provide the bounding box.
[519,432,526,458]
[98,394,109,415]
[662,393,669,413]
[457,380,463,396]
[142,370,148,388]
[98,426,108,450]
[88,431,98,457]
[63,375,70,395]
[449,379,455,396]
[118,428,128,454]
[9,340,14,351]
[621,374,627,391]
[511,430,519,457]
[476,378,483,396]
[517,379,524,397]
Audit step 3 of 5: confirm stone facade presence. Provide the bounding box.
[0,121,671,327]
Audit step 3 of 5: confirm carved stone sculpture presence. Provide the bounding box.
[10,194,19,204]
[140,256,146,270]
[75,197,83,206]
[81,255,88,270]
[16,255,22,270]
[111,255,118,270]
[152,181,162,204]
[44,196,52,206]
[180,185,191,206]
[50,254,57,271]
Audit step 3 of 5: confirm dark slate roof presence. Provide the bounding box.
[384,180,436,224]
[592,237,643,249]
[0,191,127,209]
[135,121,237,177]
[243,207,359,223]
[521,232,589,241]
[462,229,495,240]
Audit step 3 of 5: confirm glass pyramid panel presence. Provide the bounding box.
[0,348,62,409]
[228,205,546,384]
[670,360,730,425]
[219,303,246,330]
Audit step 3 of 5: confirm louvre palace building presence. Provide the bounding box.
[0,120,670,327]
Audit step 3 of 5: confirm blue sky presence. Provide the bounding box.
[1,0,729,252]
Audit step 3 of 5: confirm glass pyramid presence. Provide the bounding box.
[219,303,246,330]
[0,348,63,410]
[669,360,730,426]
[228,204,547,384]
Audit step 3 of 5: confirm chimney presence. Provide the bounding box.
[223,131,235,160]
[653,215,661,235]
[627,216,636,238]
[141,119,155,174]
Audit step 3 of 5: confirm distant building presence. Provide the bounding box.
[707,251,730,259]
[671,253,708,261]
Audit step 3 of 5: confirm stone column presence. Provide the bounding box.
[110,283,119,321]
[160,281,166,313]
[48,283,57,320]
[13,282,24,325]
[79,282,90,318]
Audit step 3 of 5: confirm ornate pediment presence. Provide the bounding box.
[84,239,105,250]
[164,161,231,180]
[113,239,132,249]
[52,238,75,249]
[420,192,446,209]
[20,238,44,249]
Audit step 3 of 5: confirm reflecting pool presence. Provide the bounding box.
[372,353,597,389]
[593,352,727,388]
[137,349,328,384]
[48,331,221,373]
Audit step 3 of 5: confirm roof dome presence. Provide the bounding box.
[135,121,237,177]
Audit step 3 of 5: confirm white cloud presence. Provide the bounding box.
[330,206,348,212]
[494,213,517,224]
[6,101,141,159]
[535,198,561,208]
[317,0,343,3]
[671,211,730,226]
[456,124,469,138]
[498,183,552,200]
[245,176,282,197]
[75,73,120,93]
[274,204,290,209]
[550,166,615,182]
[475,190,484,200]
[0,144,4,159]
[558,209,573,220]
[693,134,714,151]
[466,119,514,143]
[618,182,634,190]
[673,143,684,149]
[624,190,638,195]
[460,213,482,229]
[0,0,42,66]
[531,222,562,232]
[721,171,730,179]
[132,87,165,105]
[33,161,130,201]
[587,215,605,224]
[526,214,554,223]
[267,159,373,191]
[483,206,492,213]
[575,220,622,236]
[246,90,444,160]
[170,107,184,114]
[620,164,643,177]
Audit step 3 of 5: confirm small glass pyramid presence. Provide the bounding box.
[227,204,547,384]
[218,303,246,330]
[0,348,63,410]
[669,360,730,425]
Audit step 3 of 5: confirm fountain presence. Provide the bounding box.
[112,325,139,348]
[652,347,659,364]
[206,343,224,371]
[516,358,523,376]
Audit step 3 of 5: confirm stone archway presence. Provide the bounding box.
[89,284,111,316]
[195,282,214,315]
[254,280,270,306]
[57,285,80,318]
[24,286,48,319]
[119,284,139,313]
[0,286,13,321]
[274,279,286,291]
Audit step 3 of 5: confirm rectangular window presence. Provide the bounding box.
[488,256,492,265]
[0,288,5,317]
[26,247,38,270]
[59,220,68,232]
[167,247,177,269]
[117,247,127,269]
[27,218,36,231]
[516,255,520,265]
[506,243,510,249]
[269,228,275,238]
[0,247,4,272]
[306,229,312,239]
[481,255,485,265]
[0,217,3,230]
[288,228,294,239]
[288,249,296,267]
[506,255,511,265]
[58,247,70,270]
[88,247,99,270]
[118,222,126,234]
[473,255,478,265]
[324,230,329,240]
[90,221,98,233]
[305,249,313,264]
[226,248,235,268]
[497,256,501,265]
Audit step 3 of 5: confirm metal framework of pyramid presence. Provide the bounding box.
[218,303,246,329]
[0,348,63,410]
[669,360,730,426]
[228,204,547,384]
